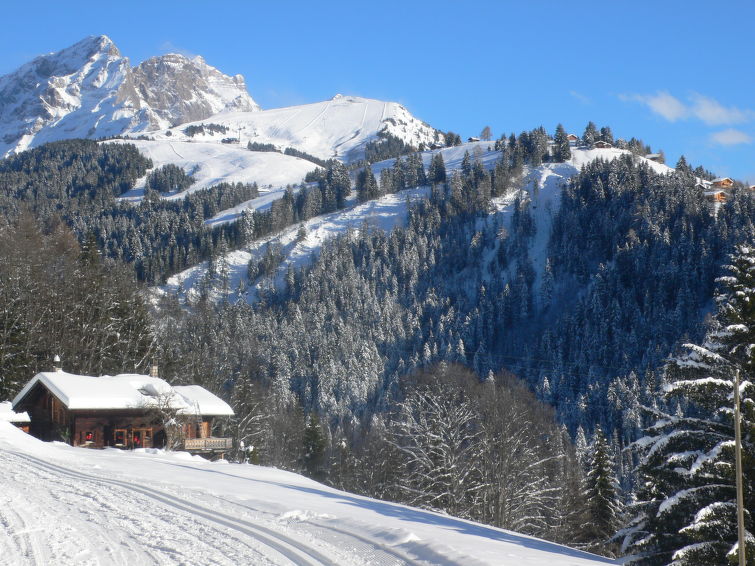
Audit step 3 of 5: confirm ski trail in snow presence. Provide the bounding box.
[0,493,47,566]
[8,451,342,566]
[169,142,184,159]
[359,101,368,132]
[0,451,164,566]
[270,108,303,138]
[297,100,332,134]
[205,490,423,566]
[331,103,368,158]
[380,102,388,122]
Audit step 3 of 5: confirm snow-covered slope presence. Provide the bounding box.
[163,144,673,303]
[145,94,443,162]
[0,35,258,156]
[111,139,316,201]
[0,422,615,566]
[165,186,431,302]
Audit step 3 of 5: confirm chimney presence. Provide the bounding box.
[149,362,159,378]
[53,355,62,373]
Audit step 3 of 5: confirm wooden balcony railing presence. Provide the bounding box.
[183,437,233,451]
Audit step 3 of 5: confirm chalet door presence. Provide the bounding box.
[132,428,152,449]
[114,428,127,447]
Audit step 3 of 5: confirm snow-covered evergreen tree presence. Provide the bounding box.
[579,426,623,555]
[624,244,755,565]
[553,124,571,162]
[582,121,598,148]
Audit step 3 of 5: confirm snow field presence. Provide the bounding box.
[110,139,316,202]
[0,422,616,565]
[144,95,442,163]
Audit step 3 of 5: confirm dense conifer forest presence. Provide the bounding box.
[0,129,752,561]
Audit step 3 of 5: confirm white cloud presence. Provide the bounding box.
[690,93,754,125]
[158,41,197,59]
[621,91,754,126]
[620,91,687,122]
[710,128,752,146]
[569,90,591,105]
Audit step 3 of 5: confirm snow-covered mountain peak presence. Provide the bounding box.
[0,36,261,156]
[0,34,142,154]
[49,34,121,68]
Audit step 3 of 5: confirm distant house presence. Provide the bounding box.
[467,136,480,143]
[644,153,662,162]
[566,133,579,143]
[704,190,728,203]
[594,140,613,149]
[0,401,30,433]
[11,365,234,455]
[711,177,734,189]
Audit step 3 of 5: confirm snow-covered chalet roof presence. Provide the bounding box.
[11,371,233,416]
[0,401,30,423]
[173,385,234,417]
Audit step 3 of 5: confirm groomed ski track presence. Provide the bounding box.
[1,450,419,566]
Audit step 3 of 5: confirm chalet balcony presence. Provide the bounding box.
[183,437,233,452]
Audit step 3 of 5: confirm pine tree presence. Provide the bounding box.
[579,427,623,555]
[327,161,351,209]
[624,244,755,565]
[554,124,571,162]
[302,413,327,480]
[461,151,472,176]
[428,153,447,185]
[583,121,598,148]
[675,155,691,174]
[357,166,379,202]
[599,126,614,146]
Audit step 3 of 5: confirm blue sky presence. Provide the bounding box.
[1,1,753,181]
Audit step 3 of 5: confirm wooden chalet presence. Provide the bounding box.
[594,140,613,149]
[704,190,728,203]
[644,153,662,162]
[11,365,234,456]
[0,401,30,433]
[711,177,734,189]
[467,136,480,143]
[566,133,579,143]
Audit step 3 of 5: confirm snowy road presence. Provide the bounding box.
[0,423,616,566]
[0,450,319,565]
[0,449,417,566]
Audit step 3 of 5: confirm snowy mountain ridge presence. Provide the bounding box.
[0,35,258,156]
[142,94,444,162]
[0,35,442,163]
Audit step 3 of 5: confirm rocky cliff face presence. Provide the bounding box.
[132,53,259,127]
[0,35,259,156]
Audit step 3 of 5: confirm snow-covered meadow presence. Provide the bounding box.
[0,422,616,566]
